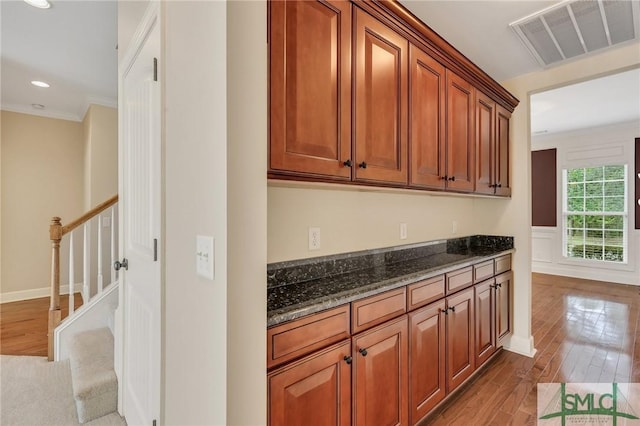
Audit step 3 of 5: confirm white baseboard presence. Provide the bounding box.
[0,284,83,304]
[503,334,537,358]
[532,263,639,286]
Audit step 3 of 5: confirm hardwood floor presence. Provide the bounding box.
[422,272,640,425]
[0,294,83,356]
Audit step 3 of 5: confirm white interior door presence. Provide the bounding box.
[119,16,161,426]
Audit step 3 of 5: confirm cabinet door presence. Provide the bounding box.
[475,91,495,195]
[445,70,475,192]
[446,287,475,392]
[353,315,408,426]
[269,0,352,179]
[495,105,511,196]
[268,340,352,426]
[409,301,446,425]
[354,8,408,185]
[496,271,512,343]
[474,279,496,368]
[409,44,446,189]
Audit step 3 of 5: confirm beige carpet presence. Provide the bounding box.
[0,355,126,426]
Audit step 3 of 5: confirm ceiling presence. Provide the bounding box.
[0,0,117,122]
[0,0,638,133]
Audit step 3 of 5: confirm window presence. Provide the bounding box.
[563,165,627,263]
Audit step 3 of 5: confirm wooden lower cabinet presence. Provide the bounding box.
[474,279,496,368]
[409,300,446,424]
[445,287,475,392]
[267,258,513,426]
[496,271,512,344]
[268,340,352,426]
[353,315,408,426]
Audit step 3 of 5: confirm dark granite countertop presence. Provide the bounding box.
[267,235,514,327]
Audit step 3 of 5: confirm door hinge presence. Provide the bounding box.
[153,57,158,82]
[154,238,158,262]
[153,420,157,426]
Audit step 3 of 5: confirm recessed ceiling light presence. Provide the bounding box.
[24,0,51,9]
[31,80,50,88]
[32,104,45,109]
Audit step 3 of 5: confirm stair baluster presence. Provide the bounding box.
[48,194,118,361]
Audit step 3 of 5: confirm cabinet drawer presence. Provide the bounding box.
[446,266,473,294]
[473,260,494,283]
[352,288,406,334]
[407,275,445,311]
[267,305,350,369]
[495,254,511,275]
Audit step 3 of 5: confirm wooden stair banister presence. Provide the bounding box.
[48,194,118,361]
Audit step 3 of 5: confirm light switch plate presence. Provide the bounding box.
[196,235,214,280]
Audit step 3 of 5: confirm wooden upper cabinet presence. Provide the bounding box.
[269,0,352,179]
[475,91,495,195]
[445,70,475,192]
[409,44,446,189]
[354,7,408,185]
[495,106,511,196]
[474,91,511,196]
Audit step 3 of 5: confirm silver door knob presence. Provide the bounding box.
[114,258,128,271]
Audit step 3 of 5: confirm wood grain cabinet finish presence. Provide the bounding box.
[351,287,406,334]
[354,7,408,185]
[475,91,512,196]
[495,254,511,275]
[475,91,496,195]
[473,259,494,284]
[445,287,475,392]
[268,340,352,426]
[269,0,352,179]
[495,106,512,196]
[445,70,475,192]
[409,300,446,424]
[407,274,445,311]
[496,271,512,344]
[474,279,496,368]
[353,315,408,426]
[409,43,446,189]
[445,266,473,294]
[268,305,350,369]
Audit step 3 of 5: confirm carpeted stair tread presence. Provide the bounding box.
[69,327,118,423]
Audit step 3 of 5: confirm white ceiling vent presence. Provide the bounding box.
[510,0,640,67]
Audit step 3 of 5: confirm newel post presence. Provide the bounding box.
[48,217,63,361]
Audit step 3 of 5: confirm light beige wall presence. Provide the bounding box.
[163,1,230,424]
[0,111,84,297]
[227,2,267,424]
[83,104,118,209]
[268,184,479,262]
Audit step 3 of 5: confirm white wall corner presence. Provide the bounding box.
[503,334,537,358]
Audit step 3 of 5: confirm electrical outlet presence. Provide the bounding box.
[452,221,458,234]
[400,223,407,240]
[308,227,321,250]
